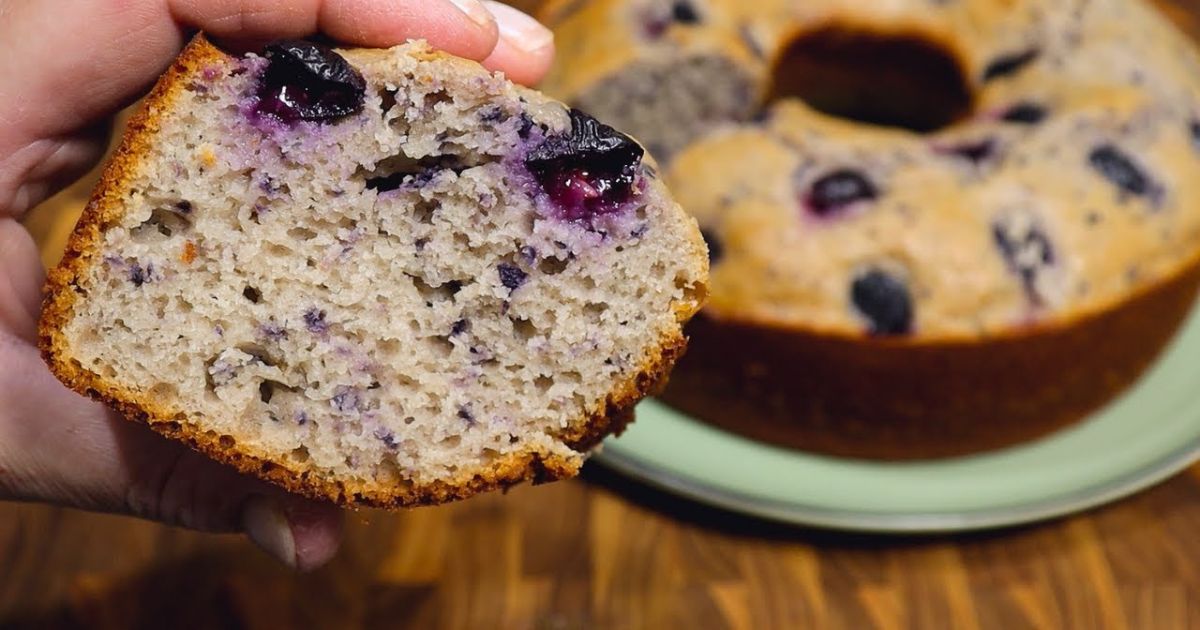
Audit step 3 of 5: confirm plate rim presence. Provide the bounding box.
[594,424,1200,533]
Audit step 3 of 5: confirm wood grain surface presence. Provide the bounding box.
[10,2,1200,628]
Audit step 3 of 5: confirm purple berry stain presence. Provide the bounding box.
[374,427,399,449]
[252,41,366,124]
[129,263,148,287]
[304,308,329,334]
[851,269,913,336]
[804,169,878,217]
[525,109,644,223]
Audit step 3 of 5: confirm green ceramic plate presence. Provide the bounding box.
[595,303,1200,533]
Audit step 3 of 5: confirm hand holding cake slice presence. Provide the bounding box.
[39,36,708,507]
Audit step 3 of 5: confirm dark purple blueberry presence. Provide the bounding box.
[253,41,366,124]
[518,113,537,140]
[982,49,1040,82]
[672,1,701,24]
[942,139,997,164]
[992,214,1056,304]
[850,269,913,336]
[451,319,470,336]
[457,405,476,425]
[804,169,879,217]
[1001,103,1048,125]
[1088,144,1158,199]
[525,109,644,222]
[498,263,528,291]
[374,428,400,449]
[304,308,329,334]
[701,229,724,263]
[295,410,309,426]
[642,1,700,38]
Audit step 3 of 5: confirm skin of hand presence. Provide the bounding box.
[0,0,554,571]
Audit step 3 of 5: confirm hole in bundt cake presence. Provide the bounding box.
[768,27,973,133]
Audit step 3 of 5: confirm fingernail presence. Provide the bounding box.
[242,496,297,569]
[484,1,555,53]
[447,0,496,28]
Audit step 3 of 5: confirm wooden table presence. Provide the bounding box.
[11,3,1200,628]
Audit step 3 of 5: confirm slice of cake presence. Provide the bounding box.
[39,36,708,507]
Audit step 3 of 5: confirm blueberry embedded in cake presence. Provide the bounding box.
[850,268,914,336]
[251,40,367,124]
[523,109,647,223]
[802,169,879,218]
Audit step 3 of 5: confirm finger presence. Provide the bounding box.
[0,336,344,569]
[0,124,113,220]
[0,0,501,145]
[244,494,345,570]
[0,220,45,342]
[480,2,555,86]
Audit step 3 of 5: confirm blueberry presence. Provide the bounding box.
[701,229,724,263]
[943,139,997,164]
[304,308,329,334]
[804,169,878,216]
[253,41,366,124]
[1001,103,1047,125]
[1088,144,1158,199]
[982,49,1040,82]
[451,319,470,336]
[498,263,528,291]
[525,109,644,222]
[851,269,913,336]
[671,1,700,24]
[1190,120,1200,151]
[129,263,147,287]
[643,1,701,38]
[992,214,1056,304]
[457,405,476,425]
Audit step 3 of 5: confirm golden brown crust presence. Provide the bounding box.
[662,253,1200,460]
[38,34,701,508]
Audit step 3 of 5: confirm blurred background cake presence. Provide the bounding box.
[535,0,1200,458]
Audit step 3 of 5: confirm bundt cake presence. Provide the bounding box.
[539,0,1200,457]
